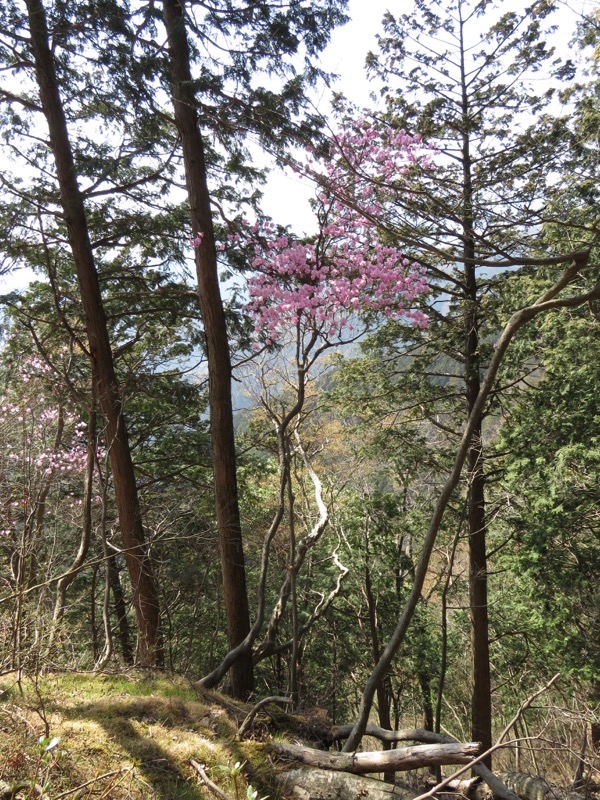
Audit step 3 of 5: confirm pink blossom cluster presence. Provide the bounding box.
[245,222,428,344]
[32,445,88,477]
[1,395,89,481]
[236,118,432,343]
[0,353,103,536]
[318,117,435,193]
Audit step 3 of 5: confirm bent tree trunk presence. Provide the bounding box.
[25,0,162,666]
[162,0,254,698]
[342,258,597,752]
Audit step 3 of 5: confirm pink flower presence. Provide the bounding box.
[226,119,433,346]
[191,232,204,248]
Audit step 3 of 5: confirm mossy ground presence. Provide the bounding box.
[0,672,270,800]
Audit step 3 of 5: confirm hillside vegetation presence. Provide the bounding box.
[0,2,599,799]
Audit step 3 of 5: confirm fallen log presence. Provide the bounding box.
[499,773,586,800]
[331,725,447,746]
[331,726,521,800]
[274,766,418,800]
[270,741,481,774]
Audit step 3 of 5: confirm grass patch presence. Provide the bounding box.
[0,672,259,800]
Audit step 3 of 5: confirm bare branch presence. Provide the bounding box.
[237,696,293,740]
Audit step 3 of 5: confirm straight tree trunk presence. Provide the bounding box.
[47,406,95,655]
[364,533,394,781]
[459,3,492,765]
[162,0,254,698]
[25,0,162,666]
[108,551,135,666]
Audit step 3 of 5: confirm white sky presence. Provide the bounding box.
[260,0,598,231]
[316,0,392,109]
[259,0,393,230]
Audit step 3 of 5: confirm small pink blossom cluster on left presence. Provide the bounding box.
[0,353,105,538]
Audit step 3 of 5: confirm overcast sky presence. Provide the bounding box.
[316,0,392,109]
[260,0,394,230]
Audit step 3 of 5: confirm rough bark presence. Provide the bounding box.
[162,0,253,699]
[270,741,481,774]
[274,767,417,800]
[25,0,162,666]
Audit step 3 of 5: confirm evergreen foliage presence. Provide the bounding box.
[0,0,598,786]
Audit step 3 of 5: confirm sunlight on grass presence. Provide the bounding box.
[0,672,248,800]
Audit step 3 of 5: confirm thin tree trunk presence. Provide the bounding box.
[572,728,587,789]
[25,0,162,666]
[162,0,253,698]
[287,438,300,708]
[364,529,394,781]
[254,431,329,662]
[95,520,114,671]
[90,563,99,662]
[435,520,461,736]
[28,404,66,591]
[47,405,96,655]
[108,550,134,666]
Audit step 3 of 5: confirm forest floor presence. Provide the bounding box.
[0,671,281,800]
[2,672,597,800]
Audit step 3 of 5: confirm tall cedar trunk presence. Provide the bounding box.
[459,4,492,767]
[162,0,254,698]
[25,0,162,666]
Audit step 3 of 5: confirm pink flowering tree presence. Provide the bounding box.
[244,116,432,349]
[0,356,88,548]
[0,351,100,668]
[198,117,433,699]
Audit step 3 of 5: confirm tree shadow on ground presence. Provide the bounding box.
[65,697,208,800]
